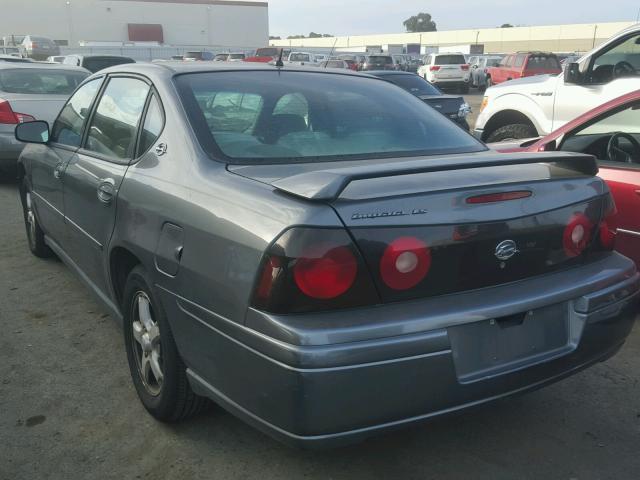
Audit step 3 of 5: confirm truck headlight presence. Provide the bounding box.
[458,102,471,118]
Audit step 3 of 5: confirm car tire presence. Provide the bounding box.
[19,178,53,258]
[486,123,537,143]
[123,265,209,422]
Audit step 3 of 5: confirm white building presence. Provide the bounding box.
[0,0,268,48]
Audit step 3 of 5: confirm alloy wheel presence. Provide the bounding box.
[131,292,164,396]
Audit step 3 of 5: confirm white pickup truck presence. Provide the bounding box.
[474,24,640,142]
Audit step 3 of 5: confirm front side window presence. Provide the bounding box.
[514,54,526,68]
[85,77,150,160]
[50,77,102,147]
[590,33,640,83]
[176,71,485,163]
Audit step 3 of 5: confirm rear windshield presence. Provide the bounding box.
[0,69,88,94]
[526,54,561,70]
[382,74,440,96]
[435,55,466,65]
[256,48,279,57]
[368,56,393,64]
[83,57,134,72]
[175,71,484,164]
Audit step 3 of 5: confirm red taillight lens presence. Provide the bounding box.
[598,194,618,251]
[293,244,357,299]
[251,228,378,314]
[563,213,593,257]
[429,66,440,71]
[380,237,431,290]
[461,64,470,71]
[0,99,35,124]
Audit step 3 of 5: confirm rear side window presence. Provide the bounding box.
[514,54,526,67]
[0,69,87,94]
[138,93,164,154]
[50,78,102,147]
[526,54,561,70]
[85,77,150,160]
[435,55,466,65]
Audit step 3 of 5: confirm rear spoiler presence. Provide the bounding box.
[271,152,598,201]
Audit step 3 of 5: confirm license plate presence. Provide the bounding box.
[448,303,570,383]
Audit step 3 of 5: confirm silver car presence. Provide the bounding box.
[0,63,88,175]
[14,63,639,448]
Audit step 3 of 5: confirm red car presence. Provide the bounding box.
[486,52,562,88]
[244,47,289,63]
[491,90,640,267]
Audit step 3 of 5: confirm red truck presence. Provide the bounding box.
[244,47,290,63]
[486,52,562,88]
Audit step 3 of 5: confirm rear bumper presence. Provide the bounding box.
[160,253,639,448]
[0,131,23,172]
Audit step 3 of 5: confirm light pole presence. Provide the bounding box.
[66,1,73,46]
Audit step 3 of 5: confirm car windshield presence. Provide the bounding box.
[368,56,392,64]
[526,54,561,69]
[83,57,134,73]
[290,53,311,62]
[176,71,484,163]
[435,55,466,65]
[382,74,440,96]
[0,69,88,94]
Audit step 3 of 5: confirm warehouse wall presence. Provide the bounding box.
[272,21,636,54]
[0,0,268,47]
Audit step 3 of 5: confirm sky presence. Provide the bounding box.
[268,0,640,37]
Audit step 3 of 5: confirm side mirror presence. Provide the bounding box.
[564,62,582,85]
[15,120,50,144]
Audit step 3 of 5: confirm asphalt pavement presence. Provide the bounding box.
[1,165,639,479]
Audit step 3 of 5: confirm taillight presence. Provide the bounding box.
[466,191,532,204]
[461,64,470,71]
[598,193,617,251]
[430,66,440,71]
[251,228,378,314]
[563,213,593,258]
[380,237,431,290]
[0,99,35,124]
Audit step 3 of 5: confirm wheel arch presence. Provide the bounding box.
[481,109,538,142]
[110,246,143,308]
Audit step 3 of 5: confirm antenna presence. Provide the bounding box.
[275,48,284,68]
[324,36,339,68]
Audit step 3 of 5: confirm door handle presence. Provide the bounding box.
[53,163,65,179]
[97,178,116,204]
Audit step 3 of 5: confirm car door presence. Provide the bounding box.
[553,30,640,131]
[31,77,103,245]
[555,101,640,267]
[62,75,152,295]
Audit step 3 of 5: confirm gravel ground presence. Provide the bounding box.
[1,174,639,480]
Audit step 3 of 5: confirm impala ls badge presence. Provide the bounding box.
[495,240,518,261]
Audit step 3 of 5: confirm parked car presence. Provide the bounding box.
[244,47,289,63]
[171,55,184,61]
[286,52,316,66]
[227,53,246,62]
[46,56,66,63]
[490,90,640,268]
[1,46,22,57]
[14,62,639,447]
[418,53,470,93]
[475,24,640,142]
[314,54,328,64]
[392,54,408,71]
[63,55,135,73]
[369,71,471,130]
[0,63,88,175]
[21,35,60,61]
[486,52,562,88]
[337,55,360,71]
[470,56,503,90]
[184,51,214,62]
[322,59,349,69]
[406,57,422,73]
[361,54,394,71]
[213,53,229,62]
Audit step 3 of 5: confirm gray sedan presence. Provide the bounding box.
[0,63,88,175]
[14,63,639,448]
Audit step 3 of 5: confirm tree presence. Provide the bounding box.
[500,23,514,28]
[269,35,281,40]
[287,34,306,39]
[403,13,437,33]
